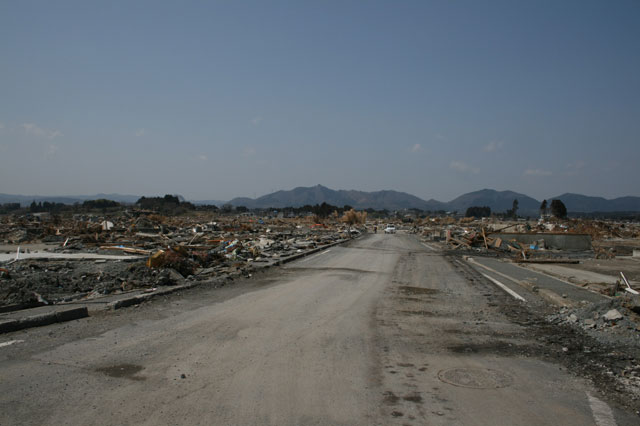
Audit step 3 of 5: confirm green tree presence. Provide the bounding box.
[465,206,491,218]
[550,199,567,218]
[540,199,548,216]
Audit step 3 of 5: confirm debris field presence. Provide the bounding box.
[0,210,355,310]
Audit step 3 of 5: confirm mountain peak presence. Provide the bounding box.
[228,185,443,210]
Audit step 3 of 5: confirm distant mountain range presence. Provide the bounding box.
[549,193,640,213]
[2,186,640,214]
[228,185,640,215]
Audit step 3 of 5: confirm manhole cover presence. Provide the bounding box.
[438,368,513,389]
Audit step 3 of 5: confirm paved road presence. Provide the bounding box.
[0,234,634,425]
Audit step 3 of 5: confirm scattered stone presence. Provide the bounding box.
[604,309,624,322]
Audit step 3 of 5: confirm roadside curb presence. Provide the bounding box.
[0,306,88,334]
[106,280,202,310]
[537,288,578,308]
[273,238,350,266]
[108,238,353,310]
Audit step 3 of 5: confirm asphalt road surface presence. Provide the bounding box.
[0,234,636,425]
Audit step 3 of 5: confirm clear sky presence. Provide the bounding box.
[1,0,638,202]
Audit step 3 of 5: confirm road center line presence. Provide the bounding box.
[421,243,436,251]
[480,273,527,302]
[299,249,331,263]
[466,257,525,286]
[587,393,618,426]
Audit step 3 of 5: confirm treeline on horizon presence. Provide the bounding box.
[0,196,405,218]
[1,195,640,221]
[464,199,569,220]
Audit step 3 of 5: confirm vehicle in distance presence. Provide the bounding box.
[384,225,396,234]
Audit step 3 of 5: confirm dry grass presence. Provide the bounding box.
[341,209,367,225]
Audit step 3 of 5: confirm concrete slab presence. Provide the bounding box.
[490,233,592,250]
[0,252,144,262]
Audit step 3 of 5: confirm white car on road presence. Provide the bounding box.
[384,225,396,234]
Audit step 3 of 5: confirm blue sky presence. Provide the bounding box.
[1,0,638,202]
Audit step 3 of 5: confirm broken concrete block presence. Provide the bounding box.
[603,309,623,321]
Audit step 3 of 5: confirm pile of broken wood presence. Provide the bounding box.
[446,227,531,258]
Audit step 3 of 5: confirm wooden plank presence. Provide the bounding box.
[451,238,471,248]
[99,246,151,255]
[493,237,502,248]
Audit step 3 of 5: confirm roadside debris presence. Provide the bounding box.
[422,216,640,299]
[0,210,352,309]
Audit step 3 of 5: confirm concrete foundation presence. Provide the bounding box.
[490,233,592,251]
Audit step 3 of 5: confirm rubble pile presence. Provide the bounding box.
[547,298,640,350]
[0,259,185,308]
[424,217,640,260]
[445,226,527,254]
[564,219,640,241]
[433,220,547,259]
